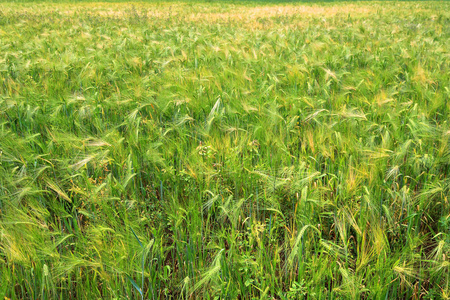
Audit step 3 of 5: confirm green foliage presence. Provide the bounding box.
[0,1,449,299]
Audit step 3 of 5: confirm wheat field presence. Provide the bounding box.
[0,1,449,299]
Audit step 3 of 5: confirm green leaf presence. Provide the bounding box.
[126,274,142,297]
[130,227,143,249]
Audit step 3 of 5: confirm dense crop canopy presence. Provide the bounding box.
[0,1,449,299]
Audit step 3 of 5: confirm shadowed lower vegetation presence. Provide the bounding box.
[0,1,449,299]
